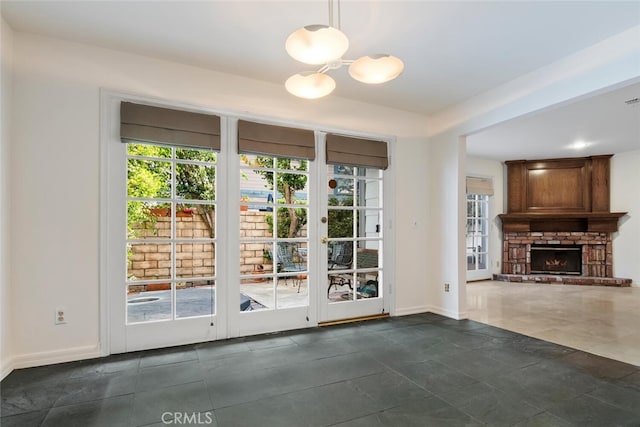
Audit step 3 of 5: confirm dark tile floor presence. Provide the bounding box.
[2,313,640,426]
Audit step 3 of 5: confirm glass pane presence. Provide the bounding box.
[241,154,273,169]
[275,173,309,206]
[481,236,488,252]
[478,254,487,270]
[127,201,171,240]
[467,252,478,270]
[176,163,215,200]
[466,219,474,235]
[276,276,308,309]
[176,280,215,318]
[276,242,307,272]
[176,148,216,163]
[328,273,354,302]
[176,243,215,279]
[240,242,274,275]
[357,179,381,208]
[240,278,273,311]
[176,204,215,239]
[356,272,379,299]
[273,207,308,239]
[331,164,354,176]
[127,284,171,323]
[357,210,381,238]
[127,143,171,158]
[127,158,171,198]
[273,157,307,172]
[127,243,171,281]
[328,178,354,201]
[328,209,354,238]
[328,241,354,270]
[241,169,273,208]
[480,219,488,236]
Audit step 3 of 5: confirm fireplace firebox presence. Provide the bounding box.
[530,245,582,275]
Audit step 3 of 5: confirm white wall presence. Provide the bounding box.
[1,17,14,379]
[426,131,466,319]
[465,156,505,278]
[394,137,430,315]
[611,150,640,286]
[8,32,430,368]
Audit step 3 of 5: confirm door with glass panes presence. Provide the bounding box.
[320,134,386,322]
[466,193,491,281]
[107,101,223,353]
[106,99,390,351]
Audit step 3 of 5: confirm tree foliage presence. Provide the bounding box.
[127,143,216,238]
[328,196,354,238]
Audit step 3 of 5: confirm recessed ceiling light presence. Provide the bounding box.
[569,141,590,150]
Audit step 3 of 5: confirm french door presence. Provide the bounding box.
[318,140,387,322]
[466,193,491,281]
[104,94,391,353]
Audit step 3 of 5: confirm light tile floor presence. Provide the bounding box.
[467,280,640,366]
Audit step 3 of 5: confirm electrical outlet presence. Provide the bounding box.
[444,283,450,292]
[497,261,500,268]
[55,307,67,325]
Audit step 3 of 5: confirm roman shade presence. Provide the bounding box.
[326,134,388,169]
[466,176,494,196]
[120,102,221,150]
[237,120,315,160]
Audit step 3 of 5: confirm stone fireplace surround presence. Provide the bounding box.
[495,230,631,286]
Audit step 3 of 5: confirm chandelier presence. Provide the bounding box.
[284,0,404,99]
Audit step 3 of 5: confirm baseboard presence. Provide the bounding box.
[425,305,468,320]
[9,344,102,372]
[1,355,15,380]
[394,305,431,317]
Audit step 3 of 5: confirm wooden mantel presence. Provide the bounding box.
[499,212,626,233]
[500,155,627,232]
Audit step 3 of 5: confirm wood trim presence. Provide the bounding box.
[498,212,627,233]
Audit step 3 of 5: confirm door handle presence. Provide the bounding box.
[321,237,329,244]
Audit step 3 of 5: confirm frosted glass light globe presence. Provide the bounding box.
[286,25,349,65]
[348,54,404,84]
[285,72,336,99]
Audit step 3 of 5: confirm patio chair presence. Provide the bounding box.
[327,241,353,294]
[277,243,306,292]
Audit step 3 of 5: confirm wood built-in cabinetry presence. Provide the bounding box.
[499,155,626,233]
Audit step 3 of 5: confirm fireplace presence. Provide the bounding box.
[530,245,581,275]
[495,155,631,286]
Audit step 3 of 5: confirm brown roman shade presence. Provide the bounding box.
[326,134,389,169]
[120,102,221,150]
[237,120,315,160]
[466,176,494,196]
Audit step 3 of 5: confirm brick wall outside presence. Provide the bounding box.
[129,210,290,283]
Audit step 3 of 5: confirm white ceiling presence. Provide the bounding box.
[467,81,640,161]
[2,1,639,159]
